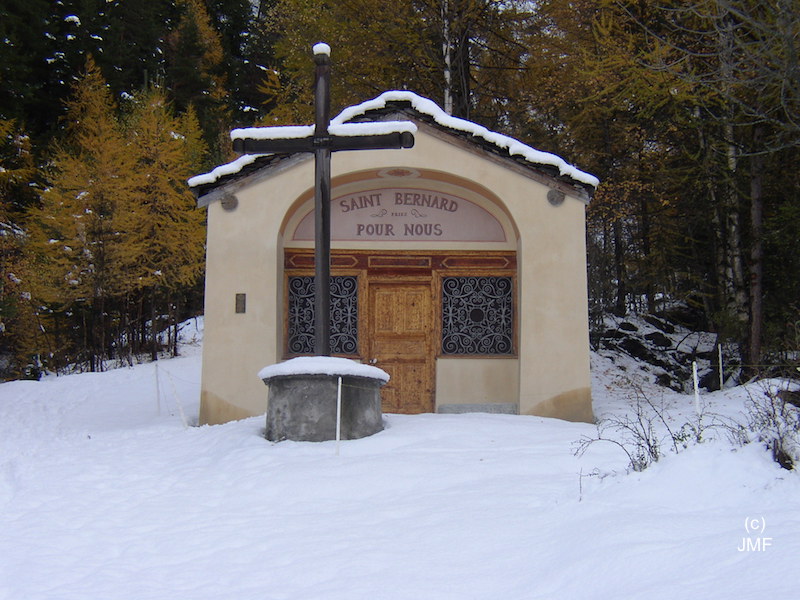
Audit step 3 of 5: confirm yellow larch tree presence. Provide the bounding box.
[0,118,40,377]
[126,86,207,358]
[25,56,142,371]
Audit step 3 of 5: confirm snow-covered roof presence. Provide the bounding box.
[188,154,266,188]
[188,90,598,192]
[334,91,599,187]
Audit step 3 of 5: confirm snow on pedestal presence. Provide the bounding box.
[259,356,389,382]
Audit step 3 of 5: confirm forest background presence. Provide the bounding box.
[0,0,797,380]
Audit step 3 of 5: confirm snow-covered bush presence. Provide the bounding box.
[744,384,800,470]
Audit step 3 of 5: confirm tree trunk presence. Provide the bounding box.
[84,306,95,372]
[136,293,144,356]
[452,2,472,119]
[441,0,453,115]
[150,287,158,362]
[170,293,179,358]
[640,194,654,313]
[613,218,626,315]
[748,127,765,371]
[722,124,748,326]
[717,8,749,357]
[440,0,472,119]
[123,294,133,367]
[96,295,107,372]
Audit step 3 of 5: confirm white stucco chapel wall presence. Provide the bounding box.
[198,116,593,425]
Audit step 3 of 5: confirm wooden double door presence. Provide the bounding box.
[366,279,435,414]
[285,249,516,414]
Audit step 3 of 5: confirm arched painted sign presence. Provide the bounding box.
[291,187,507,243]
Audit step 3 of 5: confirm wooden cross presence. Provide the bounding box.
[231,43,415,356]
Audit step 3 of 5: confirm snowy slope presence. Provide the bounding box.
[1,322,798,600]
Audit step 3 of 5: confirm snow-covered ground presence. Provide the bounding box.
[1,319,798,600]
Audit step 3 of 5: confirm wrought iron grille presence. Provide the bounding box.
[441,276,514,355]
[287,276,359,355]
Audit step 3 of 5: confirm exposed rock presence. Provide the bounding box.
[655,371,682,391]
[699,369,719,391]
[603,329,626,339]
[595,311,719,392]
[643,315,675,334]
[618,337,657,363]
[611,306,627,318]
[644,331,672,348]
[778,389,800,409]
[658,304,706,331]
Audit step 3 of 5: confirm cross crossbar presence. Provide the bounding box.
[232,131,414,155]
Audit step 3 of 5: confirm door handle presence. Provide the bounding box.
[369,358,378,365]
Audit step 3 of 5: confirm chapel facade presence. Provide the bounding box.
[189,92,598,425]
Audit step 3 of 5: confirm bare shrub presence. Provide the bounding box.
[575,379,736,472]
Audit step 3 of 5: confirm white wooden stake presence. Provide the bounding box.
[155,362,161,415]
[718,345,724,390]
[335,376,342,456]
[692,361,700,416]
[164,368,189,429]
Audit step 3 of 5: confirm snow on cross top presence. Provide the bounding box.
[313,42,331,56]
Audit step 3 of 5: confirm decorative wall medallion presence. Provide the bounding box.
[220,193,239,211]
[547,189,565,206]
[378,167,420,178]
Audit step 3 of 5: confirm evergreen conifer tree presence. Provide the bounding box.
[166,0,231,161]
[25,57,141,371]
[126,86,207,358]
[0,118,39,377]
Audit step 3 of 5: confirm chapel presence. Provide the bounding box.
[189,91,598,425]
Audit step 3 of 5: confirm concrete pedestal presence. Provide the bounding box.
[259,357,388,442]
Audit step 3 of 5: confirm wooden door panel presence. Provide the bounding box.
[376,361,430,413]
[368,281,434,414]
[401,289,427,332]
[370,339,425,356]
[392,362,430,414]
[373,289,396,332]
[378,364,399,413]
[373,288,428,335]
